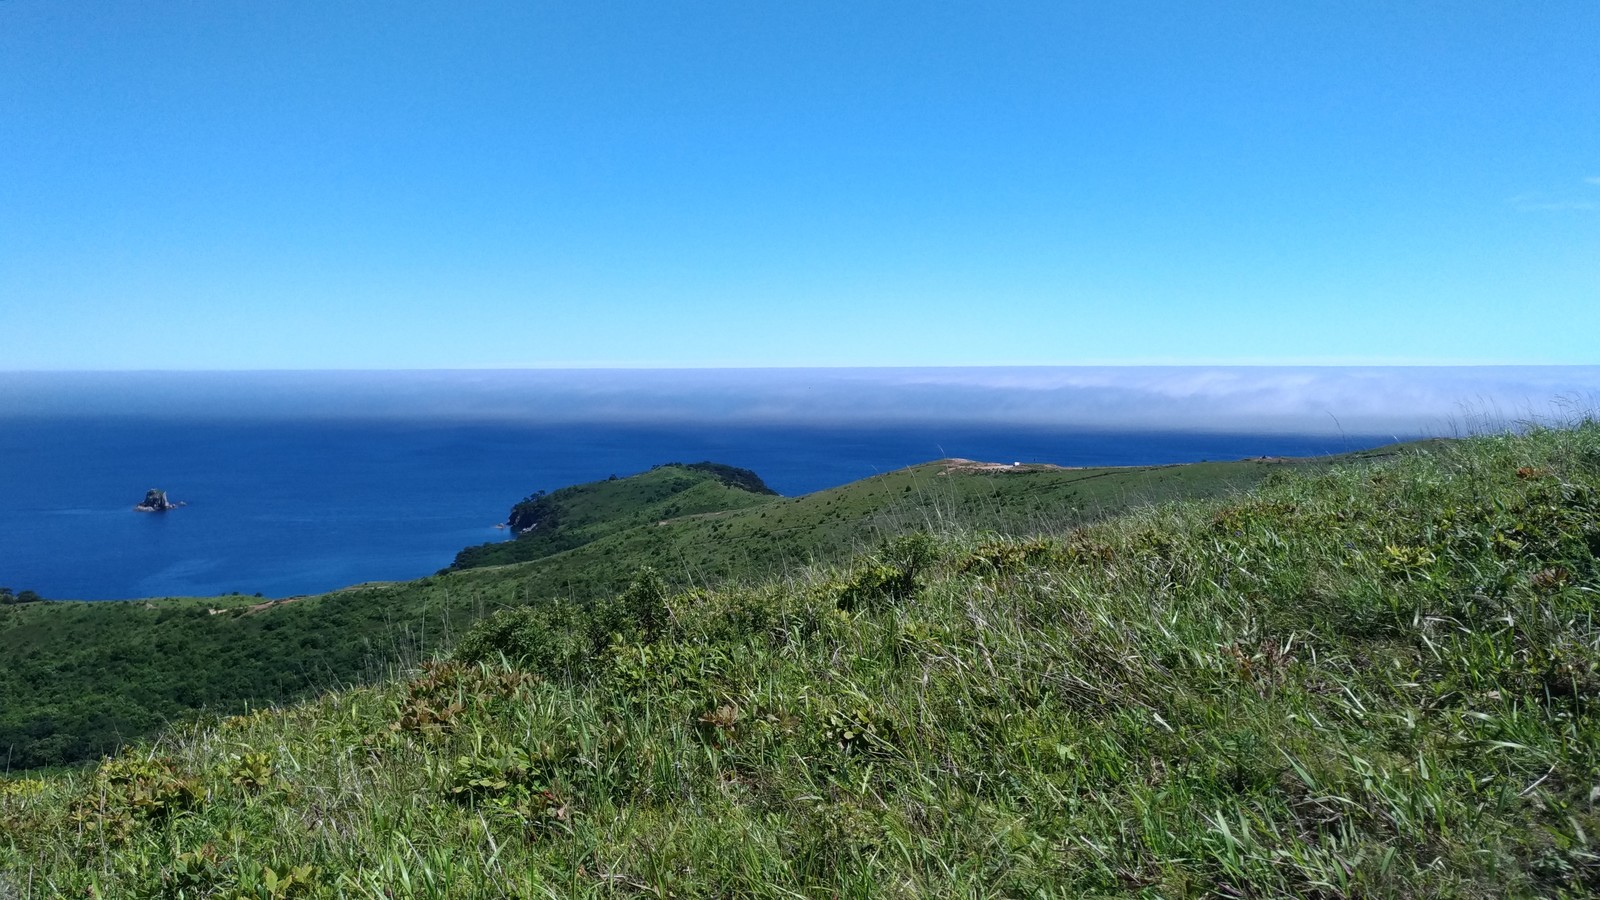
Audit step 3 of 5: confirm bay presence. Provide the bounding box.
[1,416,1388,601]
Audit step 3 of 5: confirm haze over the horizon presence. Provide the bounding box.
[4,367,1595,436]
[3,2,1597,369]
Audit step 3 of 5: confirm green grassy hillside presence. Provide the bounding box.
[450,462,777,570]
[0,444,1414,770]
[3,424,1596,897]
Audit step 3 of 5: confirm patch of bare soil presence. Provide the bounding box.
[938,458,1071,475]
[209,595,311,616]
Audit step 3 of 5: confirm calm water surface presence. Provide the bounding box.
[1,418,1390,600]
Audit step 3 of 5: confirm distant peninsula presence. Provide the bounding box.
[134,488,186,512]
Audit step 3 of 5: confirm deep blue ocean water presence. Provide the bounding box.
[0,417,1392,601]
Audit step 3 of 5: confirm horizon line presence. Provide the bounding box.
[5,363,1597,374]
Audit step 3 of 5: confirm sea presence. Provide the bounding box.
[2,416,1387,601]
[9,365,1586,602]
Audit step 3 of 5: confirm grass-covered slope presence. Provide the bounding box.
[0,450,1329,770]
[5,425,1598,897]
[449,462,778,570]
[451,447,1411,592]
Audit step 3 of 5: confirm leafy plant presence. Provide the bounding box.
[225,751,275,794]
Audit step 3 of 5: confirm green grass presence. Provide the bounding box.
[449,463,777,570]
[2,446,1365,770]
[4,423,1597,896]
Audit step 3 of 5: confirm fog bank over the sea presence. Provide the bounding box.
[2,368,1594,435]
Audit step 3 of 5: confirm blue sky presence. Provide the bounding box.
[2,2,1597,368]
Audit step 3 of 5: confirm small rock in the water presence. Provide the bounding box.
[134,489,186,512]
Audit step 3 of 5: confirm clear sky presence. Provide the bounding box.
[2,2,1597,369]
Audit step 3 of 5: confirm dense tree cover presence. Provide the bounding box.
[0,593,403,768]
[0,588,43,605]
[670,461,779,495]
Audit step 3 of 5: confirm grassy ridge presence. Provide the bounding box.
[0,452,1283,770]
[446,445,1432,594]
[5,425,1598,896]
[0,446,1406,770]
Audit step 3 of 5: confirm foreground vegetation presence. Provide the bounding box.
[3,423,1597,897]
[1,451,1335,769]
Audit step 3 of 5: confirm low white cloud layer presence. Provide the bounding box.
[3,368,1595,437]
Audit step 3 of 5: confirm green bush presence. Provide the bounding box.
[451,603,589,677]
